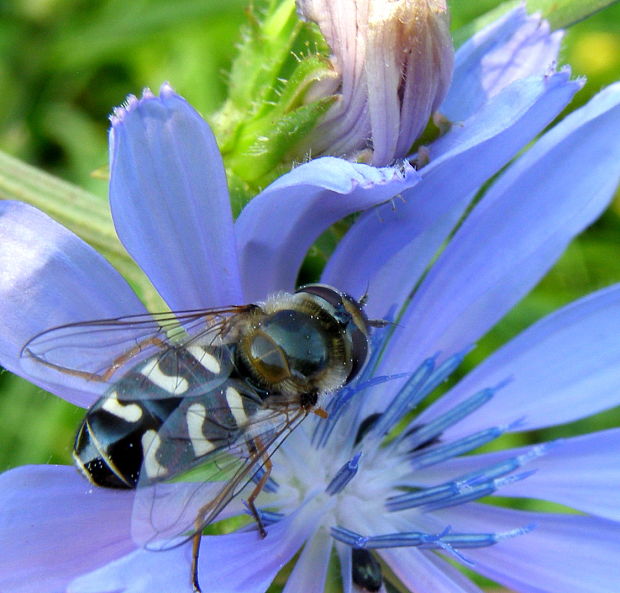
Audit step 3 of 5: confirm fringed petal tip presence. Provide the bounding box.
[109,83,176,126]
[109,94,139,126]
[552,65,582,86]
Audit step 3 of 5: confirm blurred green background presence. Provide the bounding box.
[0,0,619,499]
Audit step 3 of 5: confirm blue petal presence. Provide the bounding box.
[335,542,353,593]
[0,465,135,593]
[68,546,190,593]
[416,429,620,523]
[109,84,243,310]
[379,546,484,592]
[442,6,563,122]
[282,529,332,593]
[235,157,420,301]
[437,504,620,593]
[131,479,248,550]
[419,281,620,432]
[381,83,620,379]
[497,430,620,522]
[0,201,146,406]
[324,70,580,319]
[70,503,323,593]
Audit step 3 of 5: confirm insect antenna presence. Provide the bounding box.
[357,284,392,328]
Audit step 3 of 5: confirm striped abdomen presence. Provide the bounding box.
[73,343,261,489]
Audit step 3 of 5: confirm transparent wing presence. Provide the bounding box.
[20,306,249,389]
[131,378,306,551]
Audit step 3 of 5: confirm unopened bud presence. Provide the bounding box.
[298,0,454,165]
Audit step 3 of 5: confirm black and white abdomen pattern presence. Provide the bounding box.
[73,343,261,489]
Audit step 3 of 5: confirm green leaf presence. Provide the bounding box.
[216,0,300,127]
[0,150,164,311]
[211,0,338,207]
[225,96,334,214]
[452,0,620,46]
[0,372,80,470]
[530,0,620,27]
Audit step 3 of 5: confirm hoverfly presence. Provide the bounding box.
[22,284,374,592]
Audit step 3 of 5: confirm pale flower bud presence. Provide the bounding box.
[298,0,453,166]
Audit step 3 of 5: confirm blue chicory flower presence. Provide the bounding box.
[1,8,620,593]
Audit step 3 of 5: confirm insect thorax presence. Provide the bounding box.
[234,286,370,404]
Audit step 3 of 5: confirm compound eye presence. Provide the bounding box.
[247,332,290,384]
[298,284,370,383]
[296,284,343,308]
[348,325,369,381]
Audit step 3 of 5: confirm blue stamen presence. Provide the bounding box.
[387,441,555,512]
[312,372,411,449]
[401,386,496,451]
[326,452,362,495]
[369,355,438,438]
[371,347,472,439]
[410,427,503,468]
[388,482,465,511]
[330,523,535,551]
[410,418,523,469]
[386,456,523,511]
[252,509,284,526]
[421,470,536,511]
[422,480,496,510]
[416,347,473,393]
[331,526,370,548]
[433,541,474,566]
[495,523,538,541]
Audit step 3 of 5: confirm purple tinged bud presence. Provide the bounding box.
[297,0,454,165]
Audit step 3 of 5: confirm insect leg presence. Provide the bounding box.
[245,439,273,539]
[187,443,269,591]
[191,531,203,593]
